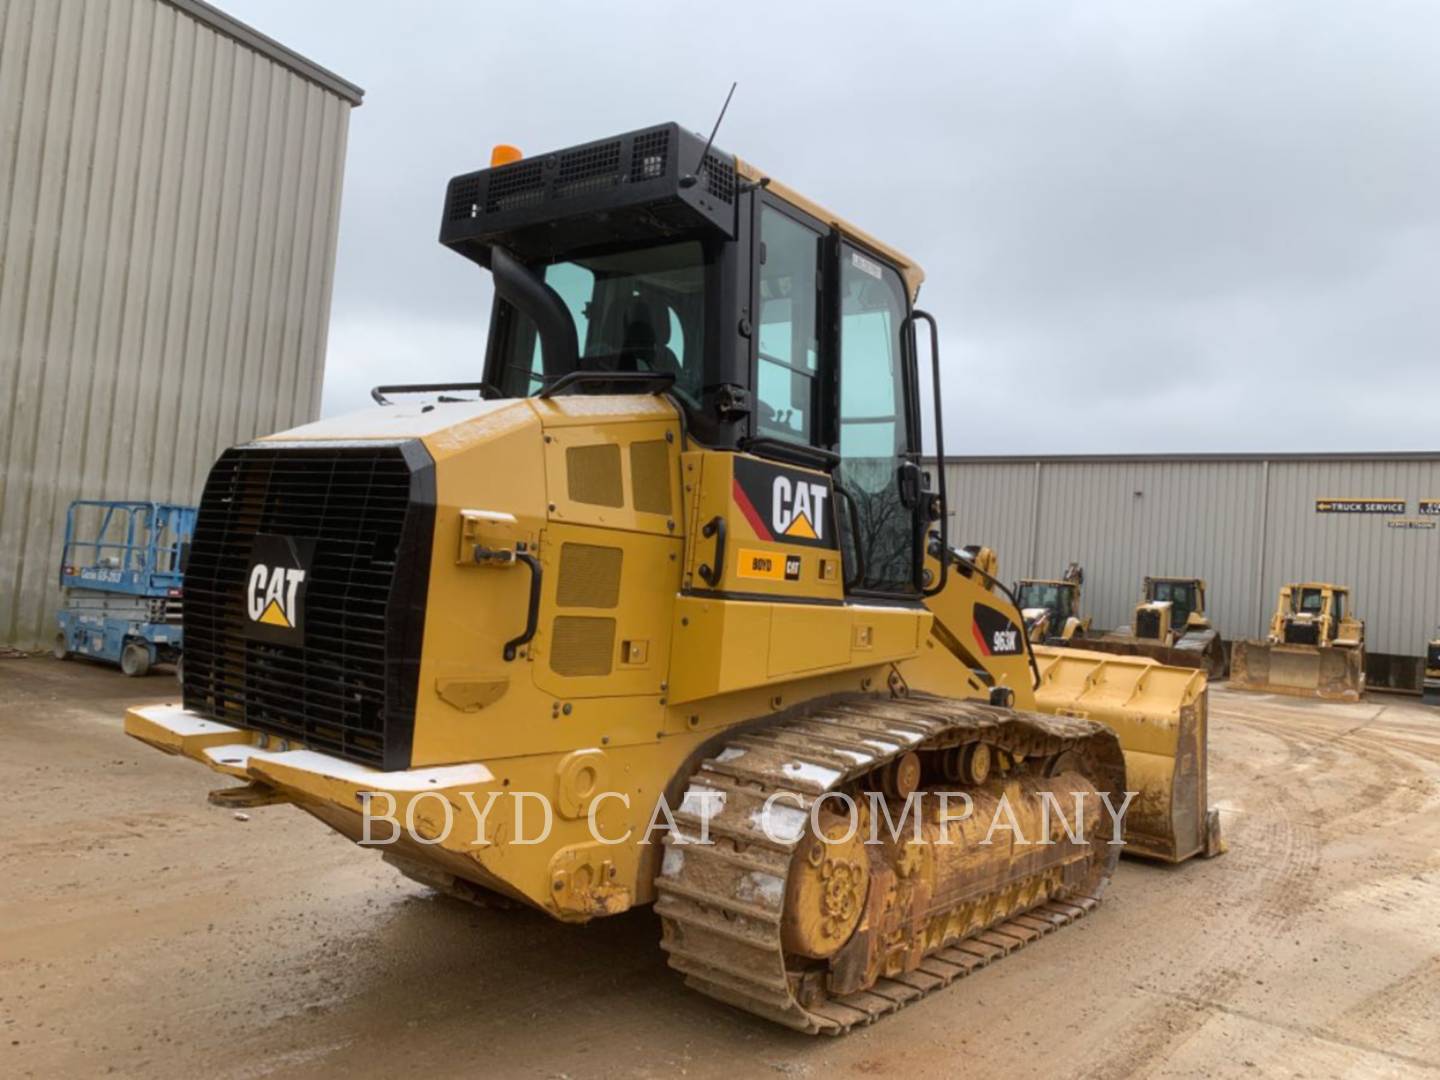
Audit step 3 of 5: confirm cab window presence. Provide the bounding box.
[497,240,707,402]
[836,246,916,594]
[756,207,822,442]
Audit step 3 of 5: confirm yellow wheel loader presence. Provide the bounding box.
[124,123,1219,1034]
[1231,583,1365,701]
[1075,577,1226,678]
[1013,562,1090,644]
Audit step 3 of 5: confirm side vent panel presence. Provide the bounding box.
[629,440,672,516]
[550,616,616,677]
[557,544,622,608]
[566,444,624,508]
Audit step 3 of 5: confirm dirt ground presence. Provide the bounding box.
[2,657,1438,1079]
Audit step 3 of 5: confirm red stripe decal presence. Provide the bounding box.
[972,619,992,657]
[732,477,772,541]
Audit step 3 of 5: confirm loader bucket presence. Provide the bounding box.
[1229,640,1365,702]
[1067,630,1226,680]
[1032,646,1223,863]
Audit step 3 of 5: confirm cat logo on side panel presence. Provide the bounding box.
[731,457,837,551]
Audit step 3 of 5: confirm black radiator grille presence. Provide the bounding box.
[1135,607,1162,641]
[1283,621,1320,645]
[182,441,435,770]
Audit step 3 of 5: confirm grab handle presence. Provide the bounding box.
[698,516,727,587]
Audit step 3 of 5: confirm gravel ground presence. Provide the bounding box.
[2,656,1438,1079]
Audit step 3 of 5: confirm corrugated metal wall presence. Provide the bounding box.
[0,0,356,648]
[938,455,1440,657]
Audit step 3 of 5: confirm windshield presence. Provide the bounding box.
[1016,583,1072,619]
[1295,588,1325,615]
[494,240,708,402]
[1152,581,1197,622]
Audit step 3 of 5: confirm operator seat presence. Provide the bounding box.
[617,293,679,375]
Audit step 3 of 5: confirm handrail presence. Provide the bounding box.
[904,309,948,597]
[536,370,675,399]
[371,382,501,405]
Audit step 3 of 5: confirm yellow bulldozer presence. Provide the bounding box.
[1231,583,1365,701]
[1077,576,1226,678]
[1014,562,1091,644]
[124,123,1220,1034]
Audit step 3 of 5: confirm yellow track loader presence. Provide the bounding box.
[1014,562,1090,644]
[123,123,1219,1034]
[1076,576,1226,678]
[1231,583,1365,701]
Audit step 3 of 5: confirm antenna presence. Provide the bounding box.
[680,82,737,189]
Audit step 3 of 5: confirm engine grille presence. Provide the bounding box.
[182,441,435,770]
[1283,621,1320,646]
[1135,607,1162,641]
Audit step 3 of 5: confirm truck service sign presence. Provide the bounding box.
[1314,499,1406,514]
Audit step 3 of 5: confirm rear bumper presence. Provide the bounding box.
[122,702,636,921]
[125,702,493,793]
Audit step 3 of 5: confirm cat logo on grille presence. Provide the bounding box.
[243,534,314,644]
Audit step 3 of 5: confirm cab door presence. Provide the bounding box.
[832,243,923,597]
[747,194,924,601]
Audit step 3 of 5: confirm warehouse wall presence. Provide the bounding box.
[937,455,1440,658]
[0,0,359,648]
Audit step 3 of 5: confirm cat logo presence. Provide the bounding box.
[243,534,314,644]
[731,457,837,551]
[771,475,828,542]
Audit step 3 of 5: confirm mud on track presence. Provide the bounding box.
[3,659,1438,1079]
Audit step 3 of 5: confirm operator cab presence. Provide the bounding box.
[1015,582,1074,623]
[438,123,939,599]
[1149,579,1198,627]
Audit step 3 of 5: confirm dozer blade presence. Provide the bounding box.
[1066,630,1226,680]
[1031,646,1224,863]
[1229,640,1365,702]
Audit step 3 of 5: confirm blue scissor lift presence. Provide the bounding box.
[54,500,198,677]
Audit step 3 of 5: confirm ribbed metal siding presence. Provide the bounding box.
[1262,460,1440,656]
[0,0,355,648]
[940,461,1039,578]
[941,456,1440,657]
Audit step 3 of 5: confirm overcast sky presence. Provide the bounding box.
[225,0,1439,453]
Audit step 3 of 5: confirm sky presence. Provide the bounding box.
[224,0,1440,454]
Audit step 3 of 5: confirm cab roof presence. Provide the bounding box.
[736,158,926,303]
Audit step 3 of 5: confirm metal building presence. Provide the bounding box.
[1,0,362,648]
[934,453,1440,689]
